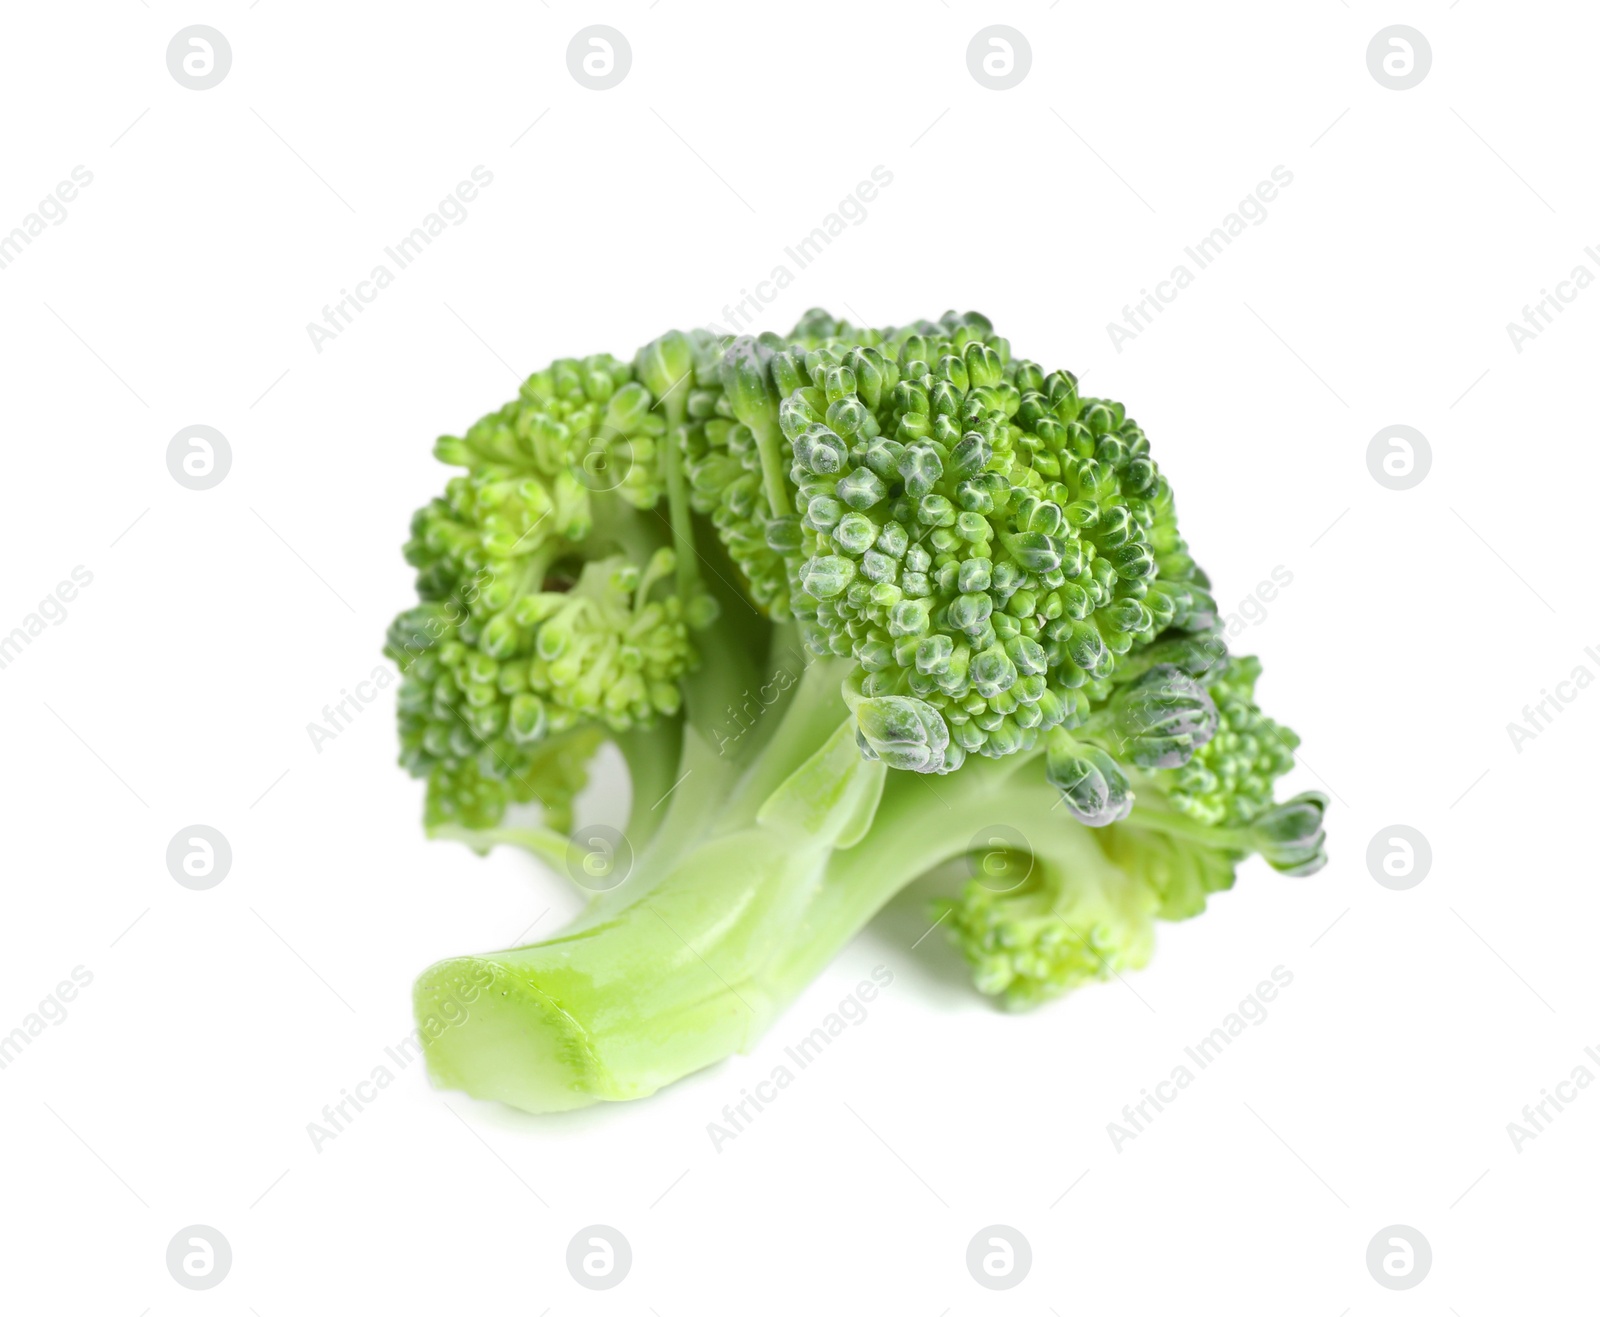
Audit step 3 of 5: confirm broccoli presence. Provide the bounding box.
[385,310,1327,1112]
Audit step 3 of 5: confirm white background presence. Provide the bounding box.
[2,2,1595,1312]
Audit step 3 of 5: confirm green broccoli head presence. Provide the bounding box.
[384,353,701,831]
[762,312,1214,772]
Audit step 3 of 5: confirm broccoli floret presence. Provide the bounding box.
[387,309,1329,1112]
[758,312,1217,771]
[941,655,1327,1003]
[934,804,1160,1011]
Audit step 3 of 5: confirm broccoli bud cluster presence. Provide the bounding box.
[1160,655,1301,827]
[384,354,696,828]
[678,325,885,622]
[764,313,1216,773]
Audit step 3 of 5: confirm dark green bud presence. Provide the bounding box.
[861,550,897,582]
[802,555,856,599]
[951,431,992,479]
[863,437,905,479]
[1110,542,1157,580]
[889,598,931,637]
[772,348,807,395]
[1250,792,1329,876]
[836,468,887,509]
[793,425,848,475]
[963,341,1003,387]
[806,495,844,530]
[970,645,1017,698]
[1003,532,1061,573]
[1046,742,1133,827]
[827,396,870,437]
[855,696,950,773]
[898,443,944,497]
[948,592,993,634]
[916,634,954,674]
[834,513,877,556]
[934,353,969,391]
[958,558,991,593]
[765,516,805,553]
[1108,664,1218,768]
[722,336,778,432]
[778,392,823,440]
[635,330,693,400]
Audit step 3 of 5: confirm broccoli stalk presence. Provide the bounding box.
[390,310,1330,1112]
[414,645,1141,1109]
[416,652,880,1110]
